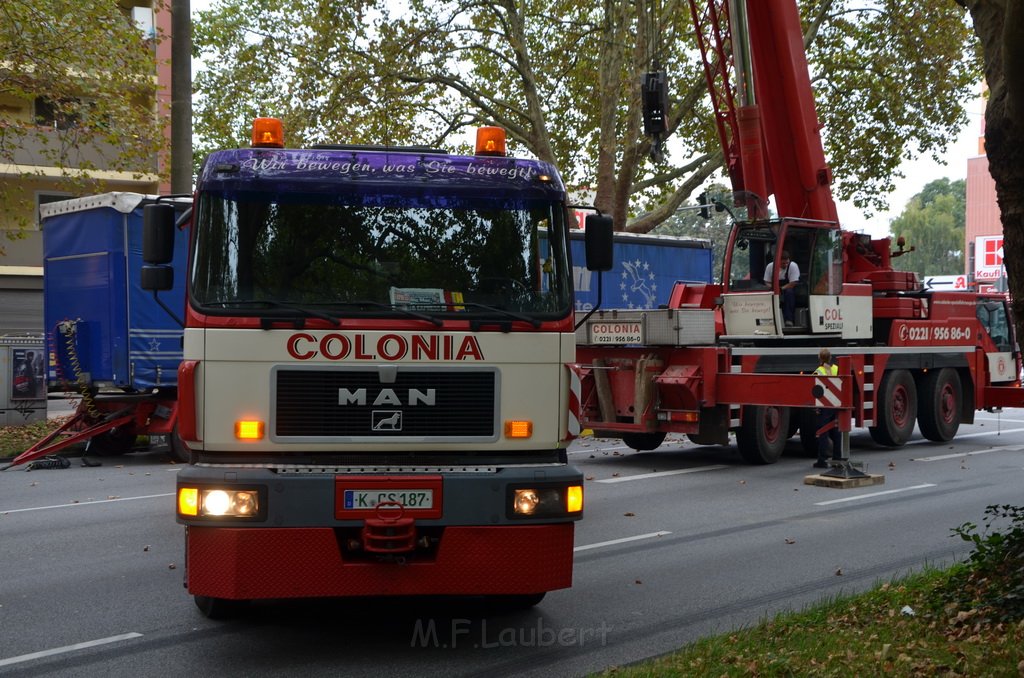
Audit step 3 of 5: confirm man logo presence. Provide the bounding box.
[373,411,402,431]
[339,388,436,407]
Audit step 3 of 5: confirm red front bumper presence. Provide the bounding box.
[185,524,575,600]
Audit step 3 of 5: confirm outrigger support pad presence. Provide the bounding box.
[819,459,870,480]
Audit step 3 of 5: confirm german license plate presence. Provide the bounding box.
[589,320,643,344]
[342,489,434,510]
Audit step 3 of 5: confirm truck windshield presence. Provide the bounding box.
[190,192,573,319]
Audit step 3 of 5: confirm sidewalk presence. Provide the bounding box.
[47,395,80,419]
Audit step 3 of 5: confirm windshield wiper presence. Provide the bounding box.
[204,299,340,326]
[331,300,444,327]
[443,301,541,328]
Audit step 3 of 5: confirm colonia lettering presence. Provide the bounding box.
[287,332,484,361]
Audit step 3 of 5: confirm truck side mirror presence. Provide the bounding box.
[142,204,175,292]
[141,265,174,291]
[143,204,176,265]
[584,214,614,272]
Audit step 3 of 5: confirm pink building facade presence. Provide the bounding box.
[965,118,1005,291]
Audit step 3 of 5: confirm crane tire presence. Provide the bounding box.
[736,405,789,464]
[869,369,917,447]
[917,368,962,442]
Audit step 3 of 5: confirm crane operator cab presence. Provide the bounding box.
[720,218,872,340]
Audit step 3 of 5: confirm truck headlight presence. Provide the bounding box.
[177,487,263,519]
[509,484,583,518]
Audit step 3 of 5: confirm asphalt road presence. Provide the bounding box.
[2,410,1023,677]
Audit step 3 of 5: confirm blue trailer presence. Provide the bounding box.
[570,229,713,311]
[5,193,191,468]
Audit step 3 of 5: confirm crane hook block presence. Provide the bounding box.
[642,70,669,136]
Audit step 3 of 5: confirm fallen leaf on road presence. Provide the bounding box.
[835,568,843,576]
[785,538,796,544]
[585,476,594,481]
[624,512,636,517]
[168,563,176,569]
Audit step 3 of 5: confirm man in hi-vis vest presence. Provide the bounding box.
[813,348,841,469]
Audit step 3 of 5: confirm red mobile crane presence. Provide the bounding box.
[573,0,1023,464]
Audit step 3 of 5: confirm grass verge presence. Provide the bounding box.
[602,568,1023,676]
[603,504,1024,676]
[0,416,73,459]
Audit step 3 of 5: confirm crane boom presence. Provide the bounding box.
[689,0,837,222]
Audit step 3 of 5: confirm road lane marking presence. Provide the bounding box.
[906,427,1024,446]
[0,632,143,668]
[594,465,728,483]
[974,416,1024,424]
[575,531,672,552]
[0,493,174,515]
[814,483,936,506]
[568,441,688,456]
[914,444,1024,462]
[568,445,632,455]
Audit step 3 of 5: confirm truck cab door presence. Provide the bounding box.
[720,222,780,336]
[977,299,1017,383]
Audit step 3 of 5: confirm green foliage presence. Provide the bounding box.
[0,0,167,247]
[192,0,980,233]
[808,2,980,215]
[655,183,735,282]
[191,0,432,163]
[941,504,1024,623]
[888,178,966,278]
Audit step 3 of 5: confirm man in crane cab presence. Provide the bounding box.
[763,250,799,326]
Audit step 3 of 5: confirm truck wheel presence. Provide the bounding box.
[869,369,917,447]
[687,432,728,446]
[622,432,666,451]
[194,595,248,619]
[86,428,136,456]
[493,592,546,611]
[169,425,190,463]
[917,368,962,442]
[797,408,819,457]
[736,405,789,464]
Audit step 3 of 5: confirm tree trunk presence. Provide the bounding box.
[955,0,1024,336]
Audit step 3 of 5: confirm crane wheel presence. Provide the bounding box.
[194,595,248,619]
[737,405,789,464]
[869,369,917,447]
[917,368,962,442]
[622,432,667,451]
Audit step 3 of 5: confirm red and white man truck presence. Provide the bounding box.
[143,120,613,617]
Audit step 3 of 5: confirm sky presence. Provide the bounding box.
[188,1,984,242]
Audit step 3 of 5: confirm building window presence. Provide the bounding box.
[34,97,80,130]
